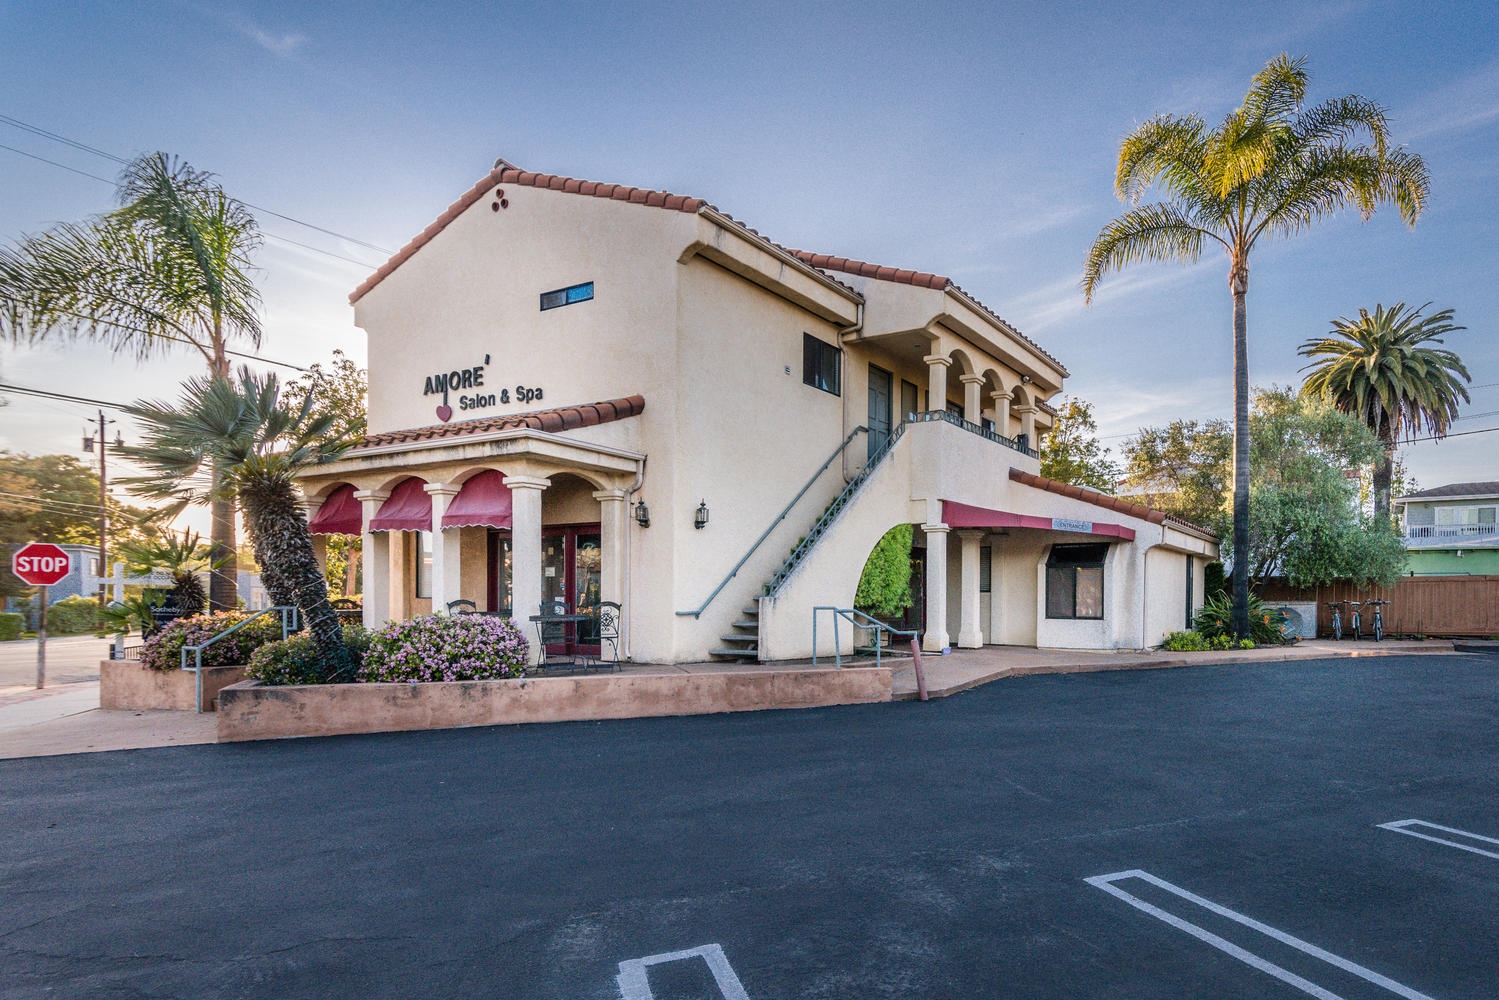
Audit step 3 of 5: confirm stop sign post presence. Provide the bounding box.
[11,542,71,689]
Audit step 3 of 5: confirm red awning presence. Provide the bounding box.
[942,500,1135,541]
[368,477,432,532]
[442,470,513,529]
[307,484,361,536]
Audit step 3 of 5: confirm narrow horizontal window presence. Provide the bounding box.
[540,281,593,311]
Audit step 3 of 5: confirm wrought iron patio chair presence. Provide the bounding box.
[598,601,622,669]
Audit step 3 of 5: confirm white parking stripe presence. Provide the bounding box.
[616,943,750,1000]
[1378,819,1499,861]
[1085,870,1437,1000]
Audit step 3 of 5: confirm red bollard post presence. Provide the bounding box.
[908,637,928,702]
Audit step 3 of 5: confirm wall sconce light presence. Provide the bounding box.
[694,499,710,530]
[633,500,651,528]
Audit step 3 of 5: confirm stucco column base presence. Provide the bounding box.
[923,522,951,652]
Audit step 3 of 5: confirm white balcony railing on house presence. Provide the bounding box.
[1403,523,1499,548]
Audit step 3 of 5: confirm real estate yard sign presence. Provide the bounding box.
[11,542,71,688]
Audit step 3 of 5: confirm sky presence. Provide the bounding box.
[2,0,1496,529]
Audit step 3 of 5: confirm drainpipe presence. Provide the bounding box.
[839,300,865,482]
[623,455,647,660]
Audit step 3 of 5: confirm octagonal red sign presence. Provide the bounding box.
[11,542,72,586]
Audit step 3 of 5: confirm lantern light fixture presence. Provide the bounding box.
[633,499,651,528]
[694,499,710,530]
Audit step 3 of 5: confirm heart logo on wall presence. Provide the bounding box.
[436,404,453,422]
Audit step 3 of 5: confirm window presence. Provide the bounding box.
[802,333,841,395]
[1045,543,1107,620]
[414,531,434,599]
[540,281,593,311]
[979,545,991,594]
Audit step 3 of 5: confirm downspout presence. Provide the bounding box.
[839,299,865,482]
[623,455,646,660]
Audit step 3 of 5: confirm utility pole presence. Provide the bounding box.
[83,410,119,605]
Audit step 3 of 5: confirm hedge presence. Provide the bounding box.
[0,612,23,641]
[46,596,101,636]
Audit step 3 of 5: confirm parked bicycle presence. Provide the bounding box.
[1347,600,1364,641]
[1327,601,1345,641]
[1366,599,1389,642]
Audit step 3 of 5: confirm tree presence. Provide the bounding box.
[283,349,368,442]
[114,527,224,617]
[1039,396,1120,492]
[119,367,359,680]
[1083,54,1428,638]
[855,524,914,618]
[1298,302,1469,517]
[0,152,264,611]
[1120,419,1232,533]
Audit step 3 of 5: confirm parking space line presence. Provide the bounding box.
[1085,869,1436,1000]
[1378,819,1499,861]
[616,943,750,1000]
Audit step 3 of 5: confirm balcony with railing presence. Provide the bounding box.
[1403,522,1499,548]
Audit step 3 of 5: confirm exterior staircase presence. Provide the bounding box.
[707,422,910,662]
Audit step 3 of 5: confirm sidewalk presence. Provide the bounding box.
[0,639,1477,759]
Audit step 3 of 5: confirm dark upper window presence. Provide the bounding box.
[540,281,594,311]
[802,333,841,396]
[1045,543,1107,620]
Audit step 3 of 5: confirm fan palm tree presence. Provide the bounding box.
[115,527,226,616]
[118,367,359,680]
[0,152,262,611]
[1083,54,1429,637]
[1299,302,1469,516]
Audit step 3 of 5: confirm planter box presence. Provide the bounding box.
[216,667,893,742]
[99,658,246,712]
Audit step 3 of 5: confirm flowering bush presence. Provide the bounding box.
[139,612,287,672]
[358,614,528,684]
[246,622,372,686]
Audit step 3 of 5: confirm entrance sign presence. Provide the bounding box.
[1051,518,1094,534]
[12,542,71,586]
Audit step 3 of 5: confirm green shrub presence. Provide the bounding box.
[246,622,372,686]
[1162,630,1210,651]
[359,614,528,683]
[0,612,23,641]
[1192,593,1294,645]
[855,524,914,618]
[46,596,101,636]
[139,612,287,672]
[1238,638,1256,650]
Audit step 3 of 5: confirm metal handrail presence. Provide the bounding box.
[677,426,868,618]
[906,408,1038,457]
[180,606,299,713]
[812,606,926,701]
[764,420,908,598]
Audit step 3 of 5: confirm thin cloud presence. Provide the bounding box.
[239,22,308,58]
[1009,258,1220,332]
[1401,59,1499,140]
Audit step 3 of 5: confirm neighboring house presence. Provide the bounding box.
[1395,482,1499,575]
[298,162,1218,664]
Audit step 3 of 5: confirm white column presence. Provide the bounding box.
[424,482,461,612]
[1016,405,1038,449]
[990,391,1011,438]
[960,374,984,424]
[957,529,985,648]
[593,488,628,653]
[504,475,550,665]
[922,522,951,652]
[353,489,390,629]
[924,354,951,413]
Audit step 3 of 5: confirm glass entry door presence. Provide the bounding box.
[539,525,602,655]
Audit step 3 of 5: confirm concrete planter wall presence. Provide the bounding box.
[99,659,247,712]
[217,667,893,742]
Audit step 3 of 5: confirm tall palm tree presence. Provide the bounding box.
[1299,302,1469,516]
[119,367,358,680]
[0,152,262,611]
[1082,55,1429,637]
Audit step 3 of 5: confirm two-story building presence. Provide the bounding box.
[1395,481,1499,575]
[298,162,1217,664]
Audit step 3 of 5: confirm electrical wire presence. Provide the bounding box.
[0,382,127,410]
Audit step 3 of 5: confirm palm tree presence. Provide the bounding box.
[1082,55,1429,638]
[118,367,358,680]
[115,526,225,616]
[0,152,262,611]
[1299,302,1469,516]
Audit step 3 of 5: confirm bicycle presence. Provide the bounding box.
[1366,599,1389,642]
[1347,600,1364,641]
[1327,601,1345,641]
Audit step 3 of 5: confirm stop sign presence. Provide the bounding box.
[11,542,72,586]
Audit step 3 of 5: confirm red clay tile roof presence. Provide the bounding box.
[1009,468,1217,540]
[788,251,1069,378]
[349,169,708,304]
[355,395,645,450]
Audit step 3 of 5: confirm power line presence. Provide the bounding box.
[0,113,395,254]
[1403,424,1499,444]
[0,382,127,410]
[37,308,312,372]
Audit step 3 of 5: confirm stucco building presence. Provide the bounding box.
[299,163,1217,664]
[1395,481,1499,575]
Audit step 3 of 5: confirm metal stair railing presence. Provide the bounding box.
[677,426,868,619]
[812,606,927,701]
[906,408,1038,457]
[764,421,908,598]
[180,606,299,712]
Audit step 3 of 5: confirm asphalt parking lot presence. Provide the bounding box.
[2,651,1496,999]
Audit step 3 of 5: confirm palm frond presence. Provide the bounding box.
[1083,204,1221,302]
